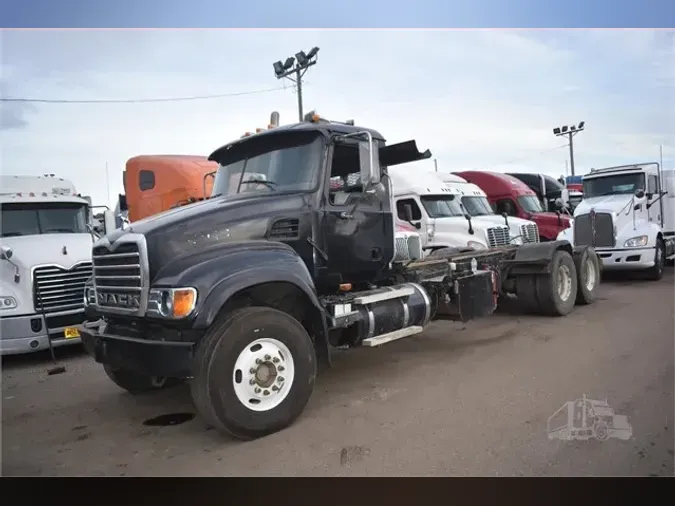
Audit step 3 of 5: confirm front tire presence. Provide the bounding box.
[103,365,181,395]
[574,247,600,305]
[191,306,316,440]
[645,237,666,281]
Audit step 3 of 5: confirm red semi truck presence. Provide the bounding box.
[455,170,571,241]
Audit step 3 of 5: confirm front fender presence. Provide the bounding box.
[557,226,574,244]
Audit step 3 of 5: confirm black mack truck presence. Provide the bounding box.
[79,112,600,440]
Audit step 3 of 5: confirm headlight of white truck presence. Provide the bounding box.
[467,240,487,250]
[624,235,648,248]
[0,296,17,309]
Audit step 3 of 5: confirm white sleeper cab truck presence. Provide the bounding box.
[0,175,115,355]
[388,167,511,253]
[437,173,540,244]
[557,163,675,281]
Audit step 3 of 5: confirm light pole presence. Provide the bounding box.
[272,47,320,122]
[553,121,585,176]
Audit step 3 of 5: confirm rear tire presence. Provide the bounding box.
[574,247,600,305]
[515,250,578,316]
[644,237,665,281]
[191,306,316,440]
[103,365,181,395]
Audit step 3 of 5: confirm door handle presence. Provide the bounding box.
[340,211,353,219]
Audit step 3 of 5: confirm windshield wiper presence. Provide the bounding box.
[43,228,77,233]
[239,179,278,191]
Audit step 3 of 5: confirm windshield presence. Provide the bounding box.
[1,203,88,237]
[583,173,645,198]
[420,195,465,218]
[211,135,323,198]
[461,196,494,216]
[517,195,543,213]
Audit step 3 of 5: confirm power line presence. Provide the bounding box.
[0,85,291,104]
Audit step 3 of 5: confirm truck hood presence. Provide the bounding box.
[104,192,312,280]
[573,195,633,217]
[0,233,94,271]
[532,211,572,227]
[471,214,532,228]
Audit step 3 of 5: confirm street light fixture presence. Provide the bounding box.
[272,46,320,121]
[553,121,586,176]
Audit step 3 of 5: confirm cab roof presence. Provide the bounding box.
[389,167,461,197]
[455,170,536,196]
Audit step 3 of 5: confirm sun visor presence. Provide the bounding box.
[380,140,432,167]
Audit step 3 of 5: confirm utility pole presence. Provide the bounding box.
[272,47,320,121]
[553,121,585,176]
[434,159,438,172]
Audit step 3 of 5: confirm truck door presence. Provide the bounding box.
[322,139,393,284]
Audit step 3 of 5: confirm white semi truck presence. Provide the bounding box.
[435,172,541,245]
[388,167,511,253]
[557,163,675,280]
[0,175,115,355]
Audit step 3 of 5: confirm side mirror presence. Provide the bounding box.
[358,136,381,187]
[402,204,414,223]
[0,245,13,261]
[634,189,645,199]
[102,210,116,235]
[554,197,565,210]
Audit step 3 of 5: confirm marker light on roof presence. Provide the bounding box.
[256,128,264,133]
[29,192,35,197]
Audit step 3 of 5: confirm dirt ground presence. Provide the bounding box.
[2,270,674,476]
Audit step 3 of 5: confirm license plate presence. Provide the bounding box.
[64,327,80,339]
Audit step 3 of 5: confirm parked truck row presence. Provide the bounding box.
[74,112,603,440]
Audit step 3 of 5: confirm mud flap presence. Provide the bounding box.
[435,270,497,322]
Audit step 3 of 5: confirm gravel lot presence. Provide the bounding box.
[2,270,673,476]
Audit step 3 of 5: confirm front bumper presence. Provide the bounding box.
[0,312,84,356]
[594,246,656,270]
[78,320,194,378]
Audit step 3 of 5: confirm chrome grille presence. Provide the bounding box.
[573,212,615,248]
[520,223,540,243]
[33,263,92,314]
[487,226,510,248]
[92,241,143,312]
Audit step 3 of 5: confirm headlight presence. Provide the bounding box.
[0,296,17,309]
[147,287,198,319]
[467,240,487,250]
[624,235,648,248]
[426,222,435,240]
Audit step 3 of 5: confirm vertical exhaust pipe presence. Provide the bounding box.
[270,111,280,128]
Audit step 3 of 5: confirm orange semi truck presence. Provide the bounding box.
[118,155,218,223]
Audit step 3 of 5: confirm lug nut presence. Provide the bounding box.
[249,379,256,385]
[264,354,271,360]
[272,385,279,391]
[255,358,262,364]
[254,387,261,393]
[278,366,285,372]
[278,376,284,382]
[272,357,280,363]
[263,390,270,396]
[249,368,256,374]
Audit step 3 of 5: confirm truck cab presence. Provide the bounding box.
[387,167,511,252]
[0,175,112,355]
[557,163,675,280]
[456,170,571,241]
[506,172,580,212]
[435,172,540,245]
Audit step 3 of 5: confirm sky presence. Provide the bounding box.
[1,28,674,207]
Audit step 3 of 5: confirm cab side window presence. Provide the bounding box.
[396,198,422,222]
[647,175,659,196]
[328,143,361,206]
[139,170,155,191]
[496,199,517,216]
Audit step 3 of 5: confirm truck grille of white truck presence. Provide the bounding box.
[487,226,510,248]
[92,236,147,315]
[520,223,540,243]
[33,262,92,314]
[573,212,615,248]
